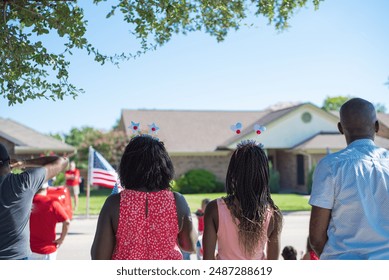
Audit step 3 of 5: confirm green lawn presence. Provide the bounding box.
[183,193,311,213]
[75,189,311,216]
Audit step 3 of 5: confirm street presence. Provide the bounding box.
[56,211,311,260]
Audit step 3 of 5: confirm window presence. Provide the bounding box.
[297,155,305,185]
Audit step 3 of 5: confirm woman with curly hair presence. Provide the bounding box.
[91,135,197,259]
[203,140,283,260]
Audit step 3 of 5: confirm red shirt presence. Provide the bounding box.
[197,209,205,233]
[30,195,69,254]
[65,169,80,186]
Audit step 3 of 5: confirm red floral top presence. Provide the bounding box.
[112,189,182,260]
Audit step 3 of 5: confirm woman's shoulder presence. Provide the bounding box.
[204,199,219,216]
[105,193,121,207]
[172,191,186,204]
[172,191,190,213]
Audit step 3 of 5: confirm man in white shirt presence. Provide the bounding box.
[309,98,389,259]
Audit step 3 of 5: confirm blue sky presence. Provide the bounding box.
[1,0,388,135]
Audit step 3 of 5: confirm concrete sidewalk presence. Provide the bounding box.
[56,211,311,260]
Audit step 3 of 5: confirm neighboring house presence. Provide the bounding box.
[119,103,389,193]
[0,118,76,160]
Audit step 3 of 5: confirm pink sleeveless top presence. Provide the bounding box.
[216,198,272,260]
[112,189,182,260]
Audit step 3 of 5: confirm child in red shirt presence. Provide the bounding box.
[195,198,210,259]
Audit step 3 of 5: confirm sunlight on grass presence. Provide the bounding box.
[184,193,311,213]
[76,189,310,216]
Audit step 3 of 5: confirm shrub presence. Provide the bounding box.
[53,172,66,186]
[175,169,223,194]
[170,180,179,192]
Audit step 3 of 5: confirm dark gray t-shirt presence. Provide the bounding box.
[0,168,46,260]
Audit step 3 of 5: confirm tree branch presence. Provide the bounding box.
[3,0,12,48]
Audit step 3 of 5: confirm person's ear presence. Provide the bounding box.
[337,122,344,134]
[375,120,379,133]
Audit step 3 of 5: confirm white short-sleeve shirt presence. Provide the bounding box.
[309,139,389,259]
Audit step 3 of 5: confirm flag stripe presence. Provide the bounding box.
[89,148,120,189]
[93,170,117,176]
[92,178,117,185]
[92,181,116,189]
[92,171,117,179]
[92,176,116,183]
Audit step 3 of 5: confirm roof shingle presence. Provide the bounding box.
[0,118,75,154]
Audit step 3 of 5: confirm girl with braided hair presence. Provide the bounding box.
[203,140,283,260]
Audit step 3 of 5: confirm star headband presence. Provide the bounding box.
[231,122,266,147]
[230,122,266,135]
[129,121,160,139]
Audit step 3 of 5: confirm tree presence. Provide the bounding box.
[375,103,387,113]
[322,95,387,113]
[63,126,127,169]
[322,96,351,111]
[1,0,323,105]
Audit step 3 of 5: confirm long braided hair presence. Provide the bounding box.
[224,140,281,257]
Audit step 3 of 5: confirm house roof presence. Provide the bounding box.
[218,104,306,148]
[121,104,389,154]
[0,118,76,154]
[378,112,389,129]
[293,132,389,151]
[330,111,389,129]
[121,109,267,153]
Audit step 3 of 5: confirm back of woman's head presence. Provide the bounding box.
[118,135,174,191]
[226,140,271,213]
[225,140,281,257]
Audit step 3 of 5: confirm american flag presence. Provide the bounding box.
[88,147,120,189]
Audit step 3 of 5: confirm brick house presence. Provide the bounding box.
[119,103,389,193]
[0,117,76,160]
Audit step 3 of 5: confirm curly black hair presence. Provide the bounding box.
[118,135,174,191]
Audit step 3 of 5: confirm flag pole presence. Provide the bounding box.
[86,146,93,218]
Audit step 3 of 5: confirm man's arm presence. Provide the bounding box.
[11,156,68,181]
[309,205,331,257]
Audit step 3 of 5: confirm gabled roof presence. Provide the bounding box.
[121,104,389,154]
[121,109,266,153]
[219,103,340,149]
[292,131,389,151]
[0,118,76,154]
[378,113,389,129]
[330,111,389,130]
[218,104,305,148]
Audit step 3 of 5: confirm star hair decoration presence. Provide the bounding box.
[253,124,266,135]
[129,121,140,134]
[128,121,160,140]
[230,122,243,134]
[231,122,266,148]
[148,122,159,135]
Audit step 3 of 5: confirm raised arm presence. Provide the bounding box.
[11,156,69,181]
